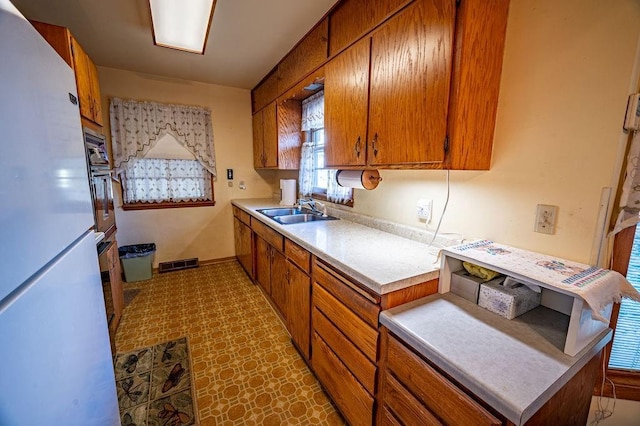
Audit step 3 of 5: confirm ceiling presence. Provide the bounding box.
[11,0,338,89]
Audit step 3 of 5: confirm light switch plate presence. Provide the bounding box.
[535,204,557,234]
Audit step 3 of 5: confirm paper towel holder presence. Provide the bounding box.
[336,169,382,190]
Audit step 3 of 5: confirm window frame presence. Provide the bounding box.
[597,225,640,400]
[307,128,354,207]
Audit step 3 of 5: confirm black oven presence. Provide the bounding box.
[83,128,115,235]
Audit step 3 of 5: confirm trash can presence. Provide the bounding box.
[118,243,156,282]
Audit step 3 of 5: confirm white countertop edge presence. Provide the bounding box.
[379,295,613,425]
[232,200,440,295]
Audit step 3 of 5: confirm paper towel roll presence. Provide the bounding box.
[336,170,381,190]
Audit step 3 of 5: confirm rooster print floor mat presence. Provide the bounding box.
[113,337,196,426]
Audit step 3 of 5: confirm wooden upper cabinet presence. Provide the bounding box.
[252,102,278,168]
[324,37,370,167]
[325,0,455,168]
[252,68,279,114]
[31,21,103,126]
[328,0,411,56]
[71,37,103,126]
[367,0,454,166]
[277,18,329,94]
[446,0,510,170]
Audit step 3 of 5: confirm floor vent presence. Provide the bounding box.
[158,258,199,273]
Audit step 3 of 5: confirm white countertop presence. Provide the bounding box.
[232,199,440,295]
[380,292,612,425]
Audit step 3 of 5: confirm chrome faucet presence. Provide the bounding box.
[298,198,327,217]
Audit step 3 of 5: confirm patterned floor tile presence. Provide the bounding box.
[115,261,344,425]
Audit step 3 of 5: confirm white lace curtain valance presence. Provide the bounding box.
[109,97,217,178]
[301,91,325,132]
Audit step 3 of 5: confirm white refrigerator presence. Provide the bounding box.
[0,1,120,424]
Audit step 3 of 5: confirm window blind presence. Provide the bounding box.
[609,230,640,370]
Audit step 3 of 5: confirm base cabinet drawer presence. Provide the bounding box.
[312,332,373,426]
[382,372,441,426]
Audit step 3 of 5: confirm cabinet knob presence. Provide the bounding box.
[285,269,290,282]
[371,133,379,157]
[354,136,361,158]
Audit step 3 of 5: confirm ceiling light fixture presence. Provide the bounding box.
[149,0,216,54]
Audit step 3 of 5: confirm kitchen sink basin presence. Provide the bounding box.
[273,213,337,225]
[257,207,338,225]
[257,208,305,217]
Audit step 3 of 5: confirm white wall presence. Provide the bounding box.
[98,67,275,266]
[316,0,640,265]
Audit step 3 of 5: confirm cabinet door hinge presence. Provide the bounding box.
[444,135,450,153]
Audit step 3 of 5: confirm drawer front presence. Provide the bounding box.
[383,372,441,426]
[313,307,376,394]
[312,332,374,426]
[387,334,501,426]
[232,206,251,225]
[285,239,310,273]
[313,283,378,362]
[250,217,284,252]
[379,406,402,426]
[313,260,380,328]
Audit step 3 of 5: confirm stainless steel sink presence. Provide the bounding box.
[257,208,305,217]
[273,213,337,225]
[257,207,338,225]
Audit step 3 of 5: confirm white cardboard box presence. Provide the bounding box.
[478,281,541,319]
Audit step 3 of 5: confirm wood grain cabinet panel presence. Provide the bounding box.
[328,0,411,56]
[255,236,272,295]
[325,0,455,168]
[383,373,442,426]
[233,217,253,279]
[270,250,288,319]
[384,331,502,426]
[252,100,301,170]
[312,333,374,426]
[252,68,279,113]
[366,0,454,166]
[287,262,311,360]
[324,37,370,167]
[252,102,278,168]
[446,0,509,170]
[31,21,103,126]
[278,18,329,94]
[284,239,310,273]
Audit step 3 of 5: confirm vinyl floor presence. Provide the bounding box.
[115,261,344,425]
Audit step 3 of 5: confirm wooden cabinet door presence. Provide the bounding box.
[106,243,124,329]
[70,37,95,123]
[234,218,253,278]
[287,262,311,360]
[252,111,264,168]
[324,37,370,168]
[328,0,411,56]
[88,59,103,125]
[70,36,102,125]
[270,249,288,319]
[367,0,455,166]
[262,102,278,168]
[255,236,272,294]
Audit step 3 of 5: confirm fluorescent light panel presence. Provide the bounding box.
[149,0,215,54]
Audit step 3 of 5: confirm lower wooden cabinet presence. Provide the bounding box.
[286,260,311,360]
[378,328,501,425]
[233,217,253,278]
[312,259,381,426]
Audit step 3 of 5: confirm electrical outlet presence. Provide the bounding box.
[535,204,557,234]
[417,199,433,222]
